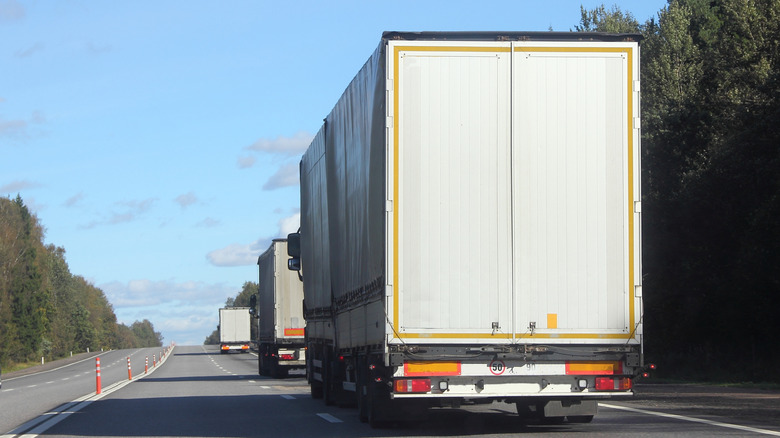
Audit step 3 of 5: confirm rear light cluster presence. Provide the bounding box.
[280,354,295,360]
[595,376,632,391]
[394,378,431,393]
[241,344,249,350]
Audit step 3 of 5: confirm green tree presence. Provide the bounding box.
[72,303,95,351]
[131,319,163,347]
[9,195,51,360]
[574,4,641,33]
[635,0,780,380]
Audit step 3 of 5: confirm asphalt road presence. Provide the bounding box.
[0,346,170,435]
[3,345,780,437]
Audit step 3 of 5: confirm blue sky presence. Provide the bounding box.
[1,0,667,346]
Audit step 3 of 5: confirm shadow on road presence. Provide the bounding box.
[39,394,575,437]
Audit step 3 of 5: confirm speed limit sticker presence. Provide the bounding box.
[489,360,505,375]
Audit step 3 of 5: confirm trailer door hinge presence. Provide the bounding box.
[386,200,393,212]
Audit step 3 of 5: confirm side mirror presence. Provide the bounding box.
[248,294,257,317]
[287,232,301,257]
[287,232,302,274]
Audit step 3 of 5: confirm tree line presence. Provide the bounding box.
[579,0,779,382]
[0,195,162,369]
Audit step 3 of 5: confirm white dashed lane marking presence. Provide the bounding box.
[316,413,342,423]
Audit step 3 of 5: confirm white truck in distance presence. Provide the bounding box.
[218,307,251,354]
[252,239,306,378]
[288,31,646,427]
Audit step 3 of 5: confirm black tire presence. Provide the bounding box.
[273,362,288,379]
[311,381,324,399]
[322,348,336,406]
[259,349,269,376]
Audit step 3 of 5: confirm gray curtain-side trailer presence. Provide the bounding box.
[254,239,306,378]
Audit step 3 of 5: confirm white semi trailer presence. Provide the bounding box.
[288,31,646,426]
[218,307,251,354]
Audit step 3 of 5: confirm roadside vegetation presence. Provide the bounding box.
[0,195,163,372]
[583,0,779,383]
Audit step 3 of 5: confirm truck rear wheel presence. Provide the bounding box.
[367,382,391,428]
[310,381,324,399]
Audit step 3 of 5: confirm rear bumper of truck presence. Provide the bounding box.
[220,343,250,352]
[389,356,637,401]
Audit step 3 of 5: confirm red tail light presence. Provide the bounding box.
[280,354,295,360]
[595,377,632,391]
[394,378,431,393]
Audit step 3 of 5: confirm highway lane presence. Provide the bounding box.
[0,347,169,434]
[17,345,780,437]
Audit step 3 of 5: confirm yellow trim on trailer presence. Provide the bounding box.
[392,44,504,332]
[397,332,633,340]
[391,43,637,341]
[515,45,636,332]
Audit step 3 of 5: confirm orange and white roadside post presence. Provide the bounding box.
[145,356,149,374]
[153,354,156,367]
[95,357,102,394]
[127,357,132,380]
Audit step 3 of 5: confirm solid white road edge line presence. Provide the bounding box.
[601,403,780,436]
[2,346,175,438]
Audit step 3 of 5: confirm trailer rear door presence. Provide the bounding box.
[389,40,641,344]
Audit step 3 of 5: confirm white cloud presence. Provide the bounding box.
[174,192,197,209]
[206,238,269,267]
[237,155,256,169]
[0,0,25,23]
[0,110,45,141]
[0,118,27,138]
[279,211,300,236]
[197,217,220,227]
[1,179,42,193]
[101,279,234,308]
[63,192,85,207]
[263,162,299,190]
[81,198,156,228]
[110,198,156,224]
[102,280,240,346]
[86,41,112,55]
[246,131,312,156]
[14,41,44,58]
